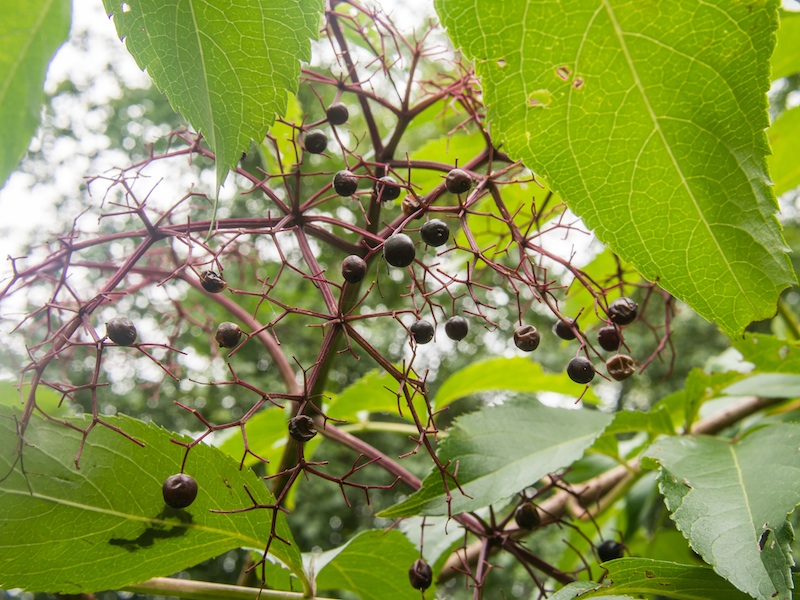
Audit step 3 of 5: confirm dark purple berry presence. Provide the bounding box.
[514,501,541,530]
[554,318,578,341]
[383,234,416,267]
[445,168,472,194]
[304,130,328,154]
[513,325,541,352]
[597,325,621,351]
[326,102,349,125]
[200,270,226,293]
[445,316,468,341]
[420,219,450,247]
[333,170,358,196]
[376,176,401,202]
[408,559,433,591]
[606,354,636,381]
[162,473,198,509]
[341,255,367,284]
[567,356,595,384]
[608,297,638,326]
[597,540,625,562]
[410,320,434,344]
[288,414,317,442]
[106,316,137,346]
[215,322,243,348]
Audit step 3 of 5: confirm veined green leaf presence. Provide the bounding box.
[773,10,800,80]
[769,105,800,197]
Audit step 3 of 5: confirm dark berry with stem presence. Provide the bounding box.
[597,325,621,351]
[514,501,541,530]
[514,325,541,352]
[567,356,595,384]
[216,322,243,348]
[106,316,137,346]
[410,320,434,344]
[288,415,317,442]
[162,474,198,509]
[304,129,328,154]
[333,170,358,196]
[445,316,468,341]
[383,234,416,267]
[341,255,367,284]
[445,168,472,194]
[376,176,401,201]
[326,102,349,125]
[420,218,450,247]
[408,559,433,591]
[606,354,636,381]
[200,270,226,293]
[597,540,625,562]
[554,318,578,341]
[608,297,638,326]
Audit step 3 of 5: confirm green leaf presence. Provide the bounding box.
[380,400,612,517]
[552,558,755,600]
[550,582,634,600]
[102,0,323,189]
[433,357,598,408]
[769,105,800,196]
[326,369,425,423]
[645,425,800,600]
[732,333,800,373]
[0,406,305,593]
[723,373,800,398]
[604,405,675,437]
[312,529,421,600]
[0,1,71,189]
[434,0,795,336]
[773,10,800,80]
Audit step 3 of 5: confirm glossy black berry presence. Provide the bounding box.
[341,255,367,284]
[445,316,468,341]
[513,325,541,352]
[215,322,243,348]
[597,539,625,562]
[608,297,638,326]
[333,170,358,196]
[410,320,434,344]
[383,233,416,267]
[420,219,450,247]
[606,354,636,381]
[445,168,472,194]
[402,195,424,220]
[162,473,198,509]
[304,129,328,154]
[326,102,349,125]
[408,559,433,591]
[597,325,621,351]
[376,176,401,202]
[567,356,595,384]
[106,316,137,346]
[200,270,226,293]
[288,414,317,442]
[514,501,541,530]
[554,318,578,341]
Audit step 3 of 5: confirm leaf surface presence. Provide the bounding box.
[769,105,800,196]
[773,10,800,80]
[434,0,795,335]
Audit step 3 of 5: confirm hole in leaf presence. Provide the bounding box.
[496,58,507,68]
[573,77,585,89]
[556,65,571,80]
[527,90,552,107]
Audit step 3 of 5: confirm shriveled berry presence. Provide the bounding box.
[162,473,198,509]
[597,325,621,351]
[333,170,358,196]
[304,129,328,154]
[514,501,541,530]
[326,102,349,125]
[215,322,243,348]
[200,270,226,293]
[514,325,541,352]
[410,320,434,344]
[554,318,578,341]
[445,168,472,194]
[597,539,625,562]
[106,316,137,346]
[376,176,401,202]
[383,233,416,267]
[408,559,433,591]
[445,316,468,341]
[402,195,424,220]
[606,354,636,381]
[420,219,450,247]
[608,297,638,326]
[341,255,367,284]
[567,356,595,384]
[288,414,317,442]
